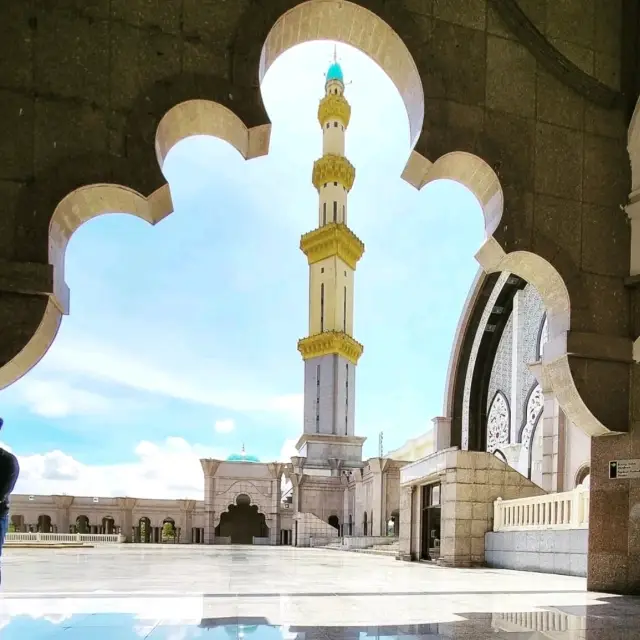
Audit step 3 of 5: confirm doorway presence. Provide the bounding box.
[215,494,269,544]
[420,483,441,561]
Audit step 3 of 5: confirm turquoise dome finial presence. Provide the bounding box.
[326,61,344,83]
[326,45,344,84]
[226,443,260,463]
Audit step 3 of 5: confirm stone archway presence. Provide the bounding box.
[215,494,269,544]
[75,515,90,534]
[37,514,52,533]
[0,0,506,397]
[0,0,627,483]
[138,517,152,543]
[102,516,116,535]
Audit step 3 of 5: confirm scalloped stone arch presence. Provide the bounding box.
[259,0,424,149]
[0,0,509,393]
[475,238,610,437]
[155,99,272,170]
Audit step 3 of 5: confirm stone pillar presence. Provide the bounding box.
[398,486,414,560]
[588,427,640,594]
[179,499,195,545]
[433,417,451,452]
[529,362,565,493]
[541,395,565,493]
[53,495,73,534]
[353,469,364,535]
[509,290,525,443]
[116,497,136,542]
[289,472,304,514]
[367,458,388,536]
[201,459,221,545]
[268,463,284,545]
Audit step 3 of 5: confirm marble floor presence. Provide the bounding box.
[1,545,639,638]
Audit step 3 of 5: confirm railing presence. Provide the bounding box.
[493,487,589,532]
[6,532,124,544]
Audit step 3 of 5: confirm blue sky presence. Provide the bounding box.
[0,42,483,498]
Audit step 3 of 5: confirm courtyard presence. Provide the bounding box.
[1,546,639,638]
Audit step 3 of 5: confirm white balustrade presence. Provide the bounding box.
[5,532,124,544]
[493,487,589,532]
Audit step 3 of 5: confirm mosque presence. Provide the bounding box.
[8,60,591,565]
[9,60,409,548]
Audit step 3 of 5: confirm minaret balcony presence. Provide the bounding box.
[300,222,364,270]
[312,154,356,192]
[297,331,364,365]
[318,94,351,128]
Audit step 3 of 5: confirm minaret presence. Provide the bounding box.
[296,56,366,474]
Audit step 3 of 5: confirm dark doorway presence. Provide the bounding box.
[215,494,269,544]
[363,511,368,536]
[420,484,441,561]
[328,515,339,530]
[37,514,52,533]
[76,515,90,534]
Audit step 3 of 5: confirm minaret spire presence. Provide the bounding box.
[295,59,366,474]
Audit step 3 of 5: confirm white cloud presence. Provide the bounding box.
[4,438,229,500]
[27,338,303,425]
[214,419,234,433]
[278,438,298,462]
[18,379,111,418]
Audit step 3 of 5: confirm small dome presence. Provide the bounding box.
[226,452,260,463]
[326,62,344,83]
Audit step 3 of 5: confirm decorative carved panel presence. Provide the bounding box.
[487,391,510,454]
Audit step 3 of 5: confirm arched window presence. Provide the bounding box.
[328,515,339,530]
[537,314,549,360]
[487,391,510,453]
[576,465,590,488]
[520,384,544,450]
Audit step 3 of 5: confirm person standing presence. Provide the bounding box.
[0,418,20,584]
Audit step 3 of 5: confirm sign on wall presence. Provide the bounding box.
[609,459,640,479]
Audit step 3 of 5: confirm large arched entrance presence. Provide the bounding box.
[215,494,269,544]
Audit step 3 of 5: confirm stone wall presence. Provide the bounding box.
[485,530,588,577]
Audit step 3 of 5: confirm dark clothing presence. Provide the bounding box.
[0,447,19,518]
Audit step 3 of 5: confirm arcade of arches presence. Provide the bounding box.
[1,0,640,596]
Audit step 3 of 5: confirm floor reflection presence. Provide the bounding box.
[1,596,640,638]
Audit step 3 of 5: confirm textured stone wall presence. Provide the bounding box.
[486,529,588,577]
[487,314,514,412]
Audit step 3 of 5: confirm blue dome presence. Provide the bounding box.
[226,452,260,463]
[326,62,344,83]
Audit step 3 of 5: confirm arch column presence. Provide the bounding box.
[201,459,221,544]
[529,363,565,493]
[117,497,137,542]
[268,463,284,545]
[53,495,73,534]
[368,458,388,536]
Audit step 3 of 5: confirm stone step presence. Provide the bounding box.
[352,547,398,557]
